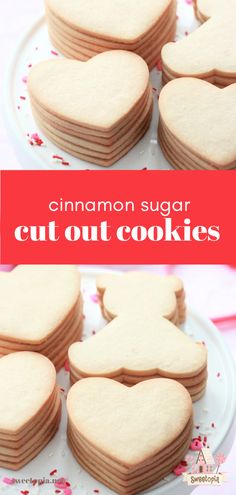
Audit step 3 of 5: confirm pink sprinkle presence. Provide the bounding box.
[31,133,40,140]
[55,479,68,490]
[64,489,72,495]
[217,372,221,378]
[173,463,187,476]
[28,64,32,68]
[51,50,59,56]
[30,133,44,146]
[20,96,26,100]
[90,294,99,303]
[17,105,21,110]
[190,439,203,451]
[185,0,192,4]
[3,478,15,485]
[64,360,70,372]
[22,76,28,84]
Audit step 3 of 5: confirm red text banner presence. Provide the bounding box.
[0,170,235,264]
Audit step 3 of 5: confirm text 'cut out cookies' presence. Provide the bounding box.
[69,272,207,401]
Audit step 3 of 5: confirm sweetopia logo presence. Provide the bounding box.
[183,447,227,486]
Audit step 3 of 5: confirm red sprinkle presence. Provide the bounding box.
[94,490,100,493]
[156,59,162,71]
[212,423,215,428]
[21,491,29,495]
[20,96,26,100]
[50,469,57,476]
[64,360,70,372]
[51,50,59,56]
[53,155,64,160]
[61,161,70,166]
[217,372,221,378]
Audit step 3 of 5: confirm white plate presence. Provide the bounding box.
[3,0,199,171]
[0,267,235,495]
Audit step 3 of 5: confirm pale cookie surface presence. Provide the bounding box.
[28,52,150,130]
[97,272,183,319]
[67,378,192,466]
[46,0,173,41]
[194,0,235,21]
[0,265,80,341]
[162,13,236,78]
[0,352,56,432]
[159,79,236,167]
[69,313,207,377]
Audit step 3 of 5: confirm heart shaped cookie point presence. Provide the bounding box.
[0,352,61,469]
[158,78,236,170]
[67,377,193,493]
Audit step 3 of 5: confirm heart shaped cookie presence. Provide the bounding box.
[0,265,82,370]
[28,53,150,131]
[158,78,236,170]
[162,7,236,86]
[0,352,61,469]
[69,272,207,400]
[45,0,177,70]
[28,52,153,166]
[46,0,174,42]
[67,377,193,494]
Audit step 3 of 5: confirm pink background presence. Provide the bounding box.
[1,1,236,493]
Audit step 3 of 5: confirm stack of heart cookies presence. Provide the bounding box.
[67,378,193,494]
[158,78,236,170]
[96,272,187,326]
[0,352,61,470]
[28,51,153,167]
[0,265,83,370]
[45,0,177,70]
